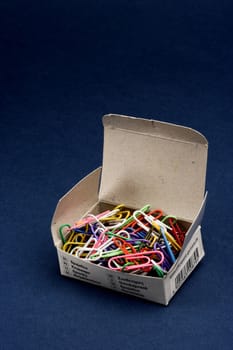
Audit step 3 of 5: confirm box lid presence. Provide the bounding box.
[99,114,208,221]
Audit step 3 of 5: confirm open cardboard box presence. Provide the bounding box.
[51,114,208,305]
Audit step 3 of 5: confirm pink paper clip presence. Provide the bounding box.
[108,250,164,272]
[70,210,111,230]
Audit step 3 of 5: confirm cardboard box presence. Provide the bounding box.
[51,114,208,305]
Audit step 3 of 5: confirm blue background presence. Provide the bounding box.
[1,1,232,349]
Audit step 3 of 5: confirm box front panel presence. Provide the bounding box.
[54,198,206,305]
[57,249,167,304]
[57,224,205,305]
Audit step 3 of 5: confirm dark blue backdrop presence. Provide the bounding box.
[1,1,232,349]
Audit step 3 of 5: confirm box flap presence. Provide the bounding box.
[51,167,102,246]
[99,114,208,221]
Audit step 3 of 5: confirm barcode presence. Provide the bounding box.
[175,248,199,290]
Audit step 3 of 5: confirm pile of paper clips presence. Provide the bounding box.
[59,204,187,277]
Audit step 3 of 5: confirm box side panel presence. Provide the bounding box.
[51,167,101,246]
[167,226,205,301]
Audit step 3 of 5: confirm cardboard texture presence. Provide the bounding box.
[51,114,208,305]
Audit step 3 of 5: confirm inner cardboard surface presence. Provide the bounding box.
[100,114,208,222]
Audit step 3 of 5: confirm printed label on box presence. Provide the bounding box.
[57,250,102,286]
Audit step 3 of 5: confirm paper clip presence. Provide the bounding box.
[159,226,176,264]
[59,224,71,244]
[75,236,97,259]
[62,232,90,253]
[108,250,164,272]
[113,237,137,255]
